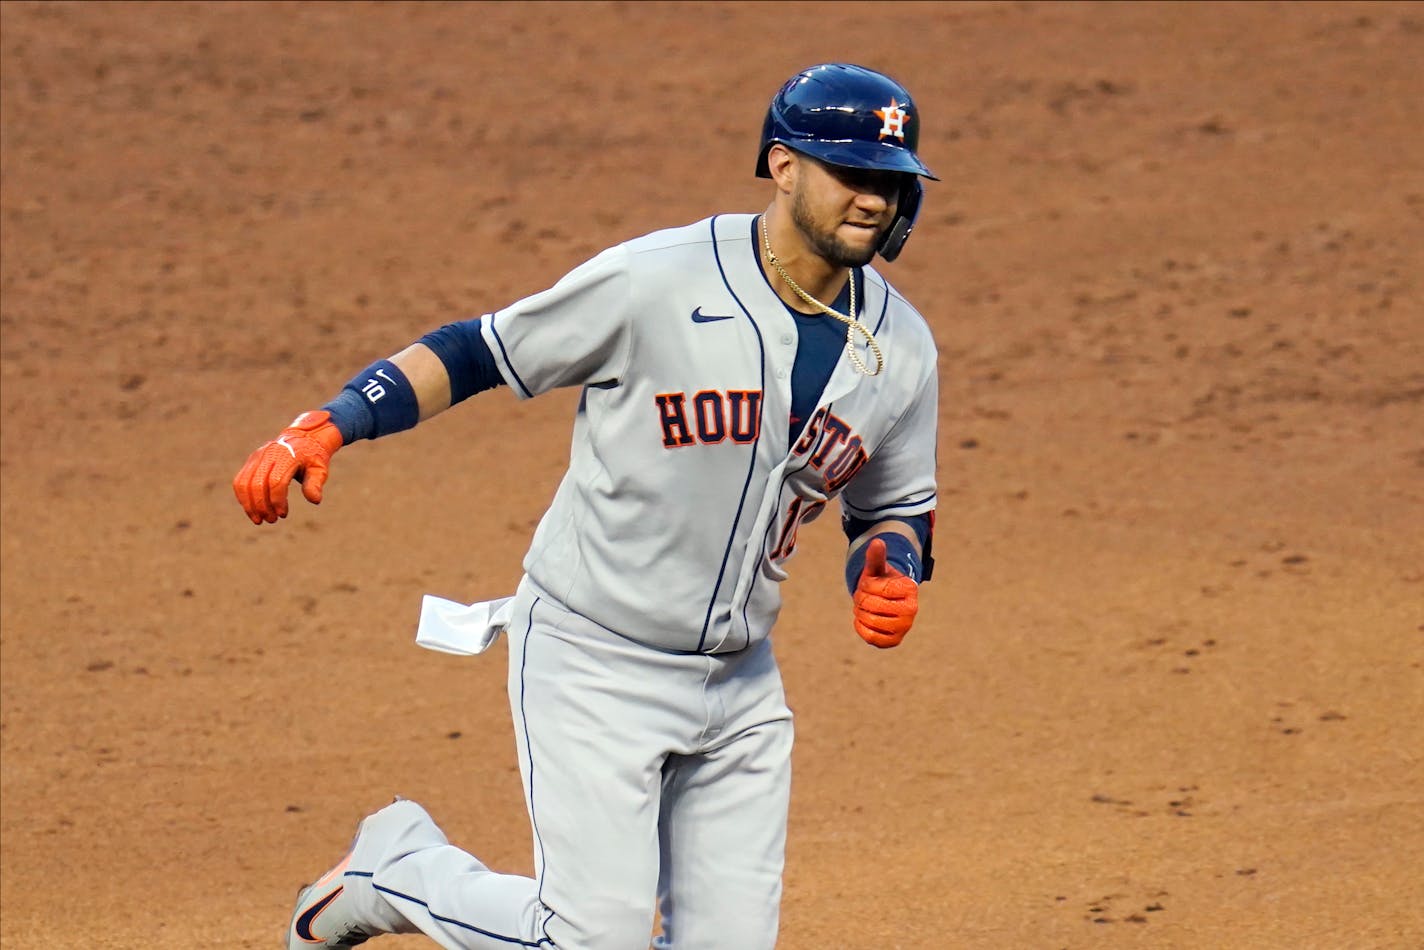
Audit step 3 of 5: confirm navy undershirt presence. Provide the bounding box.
[750,217,858,447]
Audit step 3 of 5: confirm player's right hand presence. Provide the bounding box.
[852,537,919,648]
[233,410,344,525]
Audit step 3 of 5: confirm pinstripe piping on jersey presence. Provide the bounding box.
[846,490,939,518]
[487,318,534,399]
[740,265,885,643]
[516,596,554,944]
[867,269,891,336]
[369,882,554,947]
[736,269,885,650]
[697,215,768,653]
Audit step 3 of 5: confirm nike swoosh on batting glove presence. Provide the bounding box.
[233,410,344,525]
[852,537,919,648]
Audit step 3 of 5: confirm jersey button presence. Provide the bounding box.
[775,368,787,379]
[781,333,793,345]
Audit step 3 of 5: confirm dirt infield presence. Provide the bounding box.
[2,2,1420,947]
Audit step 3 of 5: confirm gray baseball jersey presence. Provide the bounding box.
[480,213,938,654]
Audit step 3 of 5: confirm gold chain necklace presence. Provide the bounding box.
[761,215,884,377]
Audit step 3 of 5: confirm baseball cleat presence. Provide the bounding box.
[286,833,372,948]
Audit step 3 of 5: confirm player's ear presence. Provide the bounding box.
[766,144,798,193]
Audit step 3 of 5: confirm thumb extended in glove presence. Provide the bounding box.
[863,537,889,578]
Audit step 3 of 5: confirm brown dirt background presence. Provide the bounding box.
[2,2,1421,947]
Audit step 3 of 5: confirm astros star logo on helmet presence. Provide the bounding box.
[875,99,910,141]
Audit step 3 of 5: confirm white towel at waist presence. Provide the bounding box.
[415,594,515,656]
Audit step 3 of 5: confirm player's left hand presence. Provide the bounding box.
[852,537,919,648]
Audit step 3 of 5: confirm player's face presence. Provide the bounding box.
[791,157,903,268]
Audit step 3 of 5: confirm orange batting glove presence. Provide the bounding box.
[233,410,344,525]
[852,537,919,648]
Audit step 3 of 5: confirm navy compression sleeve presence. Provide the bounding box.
[417,318,506,405]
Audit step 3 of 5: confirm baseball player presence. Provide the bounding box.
[235,63,939,949]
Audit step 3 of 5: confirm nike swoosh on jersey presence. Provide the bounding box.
[691,307,736,323]
[294,886,343,941]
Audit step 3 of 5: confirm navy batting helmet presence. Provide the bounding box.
[755,63,937,181]
[756,63,936,261]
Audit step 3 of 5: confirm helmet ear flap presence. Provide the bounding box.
[877,178,923,262]
[754,142,773,179]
